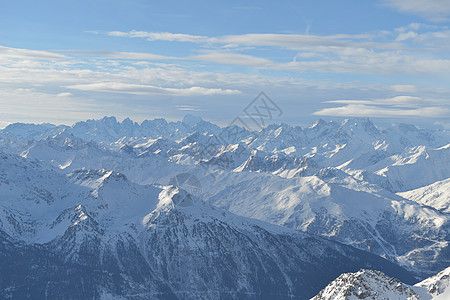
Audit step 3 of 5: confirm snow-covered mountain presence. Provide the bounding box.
[415,266,450,299]
[204,170,449,277]
[311,267,450,300]
[0,115,449,297]
[0,152,415,299]
[311,269,423,300]
[398,178,450,213]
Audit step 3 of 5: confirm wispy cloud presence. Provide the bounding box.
[3,22,450,126]
[56,92,73,97]
[390,84,417,93]
[382,0,450,22]
[100,28,450,76]
[314,95,450,118]
[0,46,67,60]
[218,33,397,50]
[106,30,397,50]
[190,51,273,66]
[66,82,241,96]
[108,30,215,43]
[175,105,201,111]
[314,104,449,117]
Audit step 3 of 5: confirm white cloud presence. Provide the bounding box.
[190,51,273,66]
[94,29,450,76]
[56,92,72,97]
[396,31,418,41]
[103,51,175,60]
[314,104,449,117]
[175,105,201,111]
[106,30,402,51]
[66,82,240,96]
[382,0,450,21]
[2,30,450,126]
[219,33,402,50]
[108,30,214,43]
[314,95,450,118]
[327,96,427,107]
[0,46,67,60]
[390,84,417,93]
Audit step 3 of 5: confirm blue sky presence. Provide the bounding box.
[1,0,450,129]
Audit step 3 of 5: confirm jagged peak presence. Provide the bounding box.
[310,118,327,129]
[341,117,372,125]
[72,116,115,129]
[265,123,283,131]
[157,185,195,209]
[312,269,420,300]
[121,117,134,127]
[182,114,203,127]
[100,116,118,124]
[141,117,168,126]
[340,117,379,134]
[69,169,128,188]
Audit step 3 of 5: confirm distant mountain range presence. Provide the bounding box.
[0,116,448,299]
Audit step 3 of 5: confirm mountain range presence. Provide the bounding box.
[0,115,448,299]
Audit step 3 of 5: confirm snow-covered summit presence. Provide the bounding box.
[311,269,421,300]
[312,267,450,300]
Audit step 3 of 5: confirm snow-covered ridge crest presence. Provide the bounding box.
[415,267,450,298]
[312,267,450,300]
[398,178,450,213]
[311,269,421,300]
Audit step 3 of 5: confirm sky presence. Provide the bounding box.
[1,0,450,129]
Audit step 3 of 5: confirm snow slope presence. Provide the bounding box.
[312,267,450,300]
[415,267,450,298]
[0,152,416,299]
[205,170,449,277]
[0,116,448,282]
[399,178,450,213]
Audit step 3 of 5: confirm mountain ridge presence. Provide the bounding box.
[0,116,449,298]
[0,151,417,299]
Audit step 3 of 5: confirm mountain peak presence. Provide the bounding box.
[100,116,118,125]
[312,269,420,300]
[158,185,196,208]
[121,117,134,127]
[340,117,380,136]
[310,118,327,129]
[182,114,203,127]
[341,117,374,127]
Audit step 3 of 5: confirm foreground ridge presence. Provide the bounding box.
[312,267,450,300]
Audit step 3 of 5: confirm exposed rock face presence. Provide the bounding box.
[311,269,421,300]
